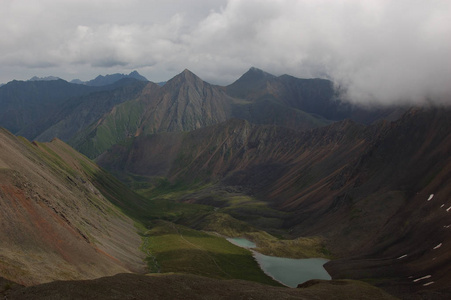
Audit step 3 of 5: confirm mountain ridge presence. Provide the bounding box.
[71,70,148,86]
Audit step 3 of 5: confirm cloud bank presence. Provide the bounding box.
[1,0,450,105]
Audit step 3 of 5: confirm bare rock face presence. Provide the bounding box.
[0,128,145,285]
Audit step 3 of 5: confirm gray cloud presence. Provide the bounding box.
[0,0,450,105]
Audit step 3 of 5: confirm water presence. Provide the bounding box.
[226,237,257,248]
[227,237,331,287]
[253,252,331,287]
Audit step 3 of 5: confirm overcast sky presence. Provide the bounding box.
[1,0,450,105]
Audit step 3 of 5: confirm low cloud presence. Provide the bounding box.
[1,0,450,105]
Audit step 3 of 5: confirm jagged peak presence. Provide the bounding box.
[245,67,275,78]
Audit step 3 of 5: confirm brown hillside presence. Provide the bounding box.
[0,128,145,285]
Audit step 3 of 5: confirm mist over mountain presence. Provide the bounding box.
[28,76,61,81]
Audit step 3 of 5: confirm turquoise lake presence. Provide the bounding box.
[227,237,331,287]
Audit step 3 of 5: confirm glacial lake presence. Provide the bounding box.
[227,237,331,287]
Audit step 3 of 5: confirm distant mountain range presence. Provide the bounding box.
[71,70,148,86]
[0,67,450,298]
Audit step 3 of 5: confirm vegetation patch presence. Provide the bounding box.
[141,220,281,286]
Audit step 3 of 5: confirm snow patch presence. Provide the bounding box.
[397,254,408,259]
[433,243,442,250]
[427,194,434,201]
[413,275,432,282]
[441,204,445,208]
[423,281,434,286]
[444,225,451,228]
[447,206,451,212]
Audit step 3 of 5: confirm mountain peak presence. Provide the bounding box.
[128,70,148,81]
[230,67,275,87]
[165,69,204,88]
[181,68,196,77]
[226,67,275,97]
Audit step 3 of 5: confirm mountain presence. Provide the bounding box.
[72,71,148,86]
[71,69,339,159]
[227,67,405,124]
[0,128,145,285]
[97,107,451,298]
[1,68,404,161]
[70,69,234,158]
[18,78,148,142]
[0,79,104,134]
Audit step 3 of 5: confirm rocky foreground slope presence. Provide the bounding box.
[0,128,145,285]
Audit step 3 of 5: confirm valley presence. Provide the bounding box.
[0,68,450,299]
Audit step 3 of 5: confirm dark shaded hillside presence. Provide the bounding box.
[0,80,101,134]
[321,107,451,298]
[1,273,397,300]
[0,78,147,140]
[19,79,148,141]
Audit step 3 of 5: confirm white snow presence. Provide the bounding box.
[397,254,408,259]
[423,282,434,286]
[413,275,432,282]
[427,194,434,201]
[433,243,442,250]
[447,206,451,212]
[441,204,445,208]
[444,225,451,228]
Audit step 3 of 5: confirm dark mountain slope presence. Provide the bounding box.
[0,80,102,134]
[97,118,369,193]
[0,78,146,139]
[18,79,148,142]
[320,107,451,297]
[0,128,145,285]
